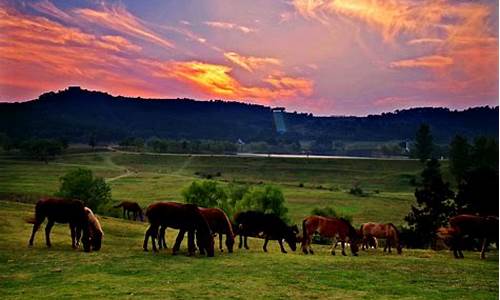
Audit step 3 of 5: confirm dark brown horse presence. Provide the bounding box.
[360,222,401,254]
[233,211,298,253]
[27,198,92,252]
[143,202,215,257]
[447,214,498,259]
[302,215,359,256]
[159,207,235,253]
[114,201,143,221]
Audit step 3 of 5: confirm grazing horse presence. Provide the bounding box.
[446,214,498,259]
[114,201,143,221]
[302,215,359,256]
[143,202,214,257]
[159,207,235,253]
[76,207,104,251]
[27,197,91,252]
[360,223,402,254]
[233,211,298,253]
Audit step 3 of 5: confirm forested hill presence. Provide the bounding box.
[1,87,498,143]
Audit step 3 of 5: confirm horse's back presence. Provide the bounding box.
[36,197,86,223]
[450,214,498,238]
[200,207,232,234]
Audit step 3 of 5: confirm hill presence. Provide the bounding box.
[0,87,497,144]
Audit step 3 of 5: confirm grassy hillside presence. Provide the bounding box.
[0,201,497,299]
[0,151,441,224]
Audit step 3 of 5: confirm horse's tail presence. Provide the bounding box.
[25,216,37,224]
[26,200,43,224]
[113,202,124,208]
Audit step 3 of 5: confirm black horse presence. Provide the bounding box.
[233,211,298,253]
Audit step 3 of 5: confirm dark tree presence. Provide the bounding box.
[448,135,471,183]
[21,138,63,163]
[471,136,498,170]
[405,158,455,247]
[455,167,499,216]
[413,124,434,163]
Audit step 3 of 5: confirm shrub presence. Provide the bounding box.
[349,182,365,196]
[57,168,112,212]
[182,180,228,212]
[238,185,289,221]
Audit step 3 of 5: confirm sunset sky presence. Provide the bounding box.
[0,0,498,115]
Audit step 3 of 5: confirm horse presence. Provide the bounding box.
[113,201,143,221]
[302,215,359,256]
[158,207,235,253]
[447,214,498,259]
[143,202,215,257]
[27,197,91,252]
[76,207,104,251]
[233,211,298,253]
[359,223,402,254]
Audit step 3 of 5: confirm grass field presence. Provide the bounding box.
[0,201,497,299]
[0,151,439,224]
[0,151,497,299]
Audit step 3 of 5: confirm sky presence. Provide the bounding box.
[0,0,498,116]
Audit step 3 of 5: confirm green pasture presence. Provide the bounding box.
[0,151,440,225]
[0,201,497,299]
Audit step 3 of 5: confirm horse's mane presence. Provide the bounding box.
[339,218,358,239]
[85,207,104,236]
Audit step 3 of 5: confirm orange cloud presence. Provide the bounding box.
[205,21,255,34]
[390,55,453,69]
[74,4,175,49]
[224,52,281,72]
[145,60,313,100]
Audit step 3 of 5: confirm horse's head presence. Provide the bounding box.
[84,207,103,251]
[197,230,215,257]
[226,233,235,253]
[285,225,299,251]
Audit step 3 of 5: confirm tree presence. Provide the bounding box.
[405,158,455,247]
[238,185,289,221]
[455,167,498,216]
[413,124,434,162]
[470,136,498,171]
[21,138,63,163]
[448,135,471,183]
[182,180,228,212]
[58,168,112,211]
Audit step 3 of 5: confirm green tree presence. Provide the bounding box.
[21,138,63,163]
[182,180,228,212]
[405,158,455,247]
[413,124,434,163]
[58,168,112,211]
[238,185,289,221]
[448,135,471,183]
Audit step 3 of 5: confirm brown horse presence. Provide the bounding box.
[302,216,359,256]
[159,207,235,253]
[114,201,143,221]
[360,223,402,254]
[27,197,91,252]
[143,202,215,257]
[447,214,498,259]
[77,207,104,251]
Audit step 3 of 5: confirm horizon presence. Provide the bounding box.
[5,85,499,118]
[0,0,498,115]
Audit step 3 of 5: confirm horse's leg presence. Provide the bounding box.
[172,229,186,255]
[387,238,392,253]
[160,226,167,249]
[219,233,224,252]
[143,225,153,251]
[28,220,43,246]
[480,238,488,259]
[341,241,347,256]
[278,239,287,254]
[308,235,314,254]
[331,237,337,255]
[44,219,55,247]
[70,224,77,249]
[262,237,269,252]
[123,208,126,219]
[244,235,249,250]
[301,233,309,254]
[187,230,196,256]
[238,234,243,249]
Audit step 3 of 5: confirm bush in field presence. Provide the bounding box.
[21,138,64,163]
[349,182,365,196]
[311,206,353,223]
[182,180,228,212]
[58,168,111,211]
[238,185,289,221]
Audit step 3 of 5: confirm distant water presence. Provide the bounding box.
[236,153,411,160]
